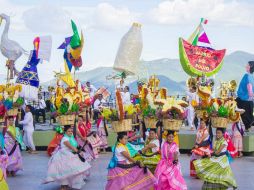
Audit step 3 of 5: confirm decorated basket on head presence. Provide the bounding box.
[137,76,165,129]
[56,97,79,126]
[207,98,240,128]
[155,97,188,131]
[102,90,139,133]
[191,76,214,119]
[0,83,24,117]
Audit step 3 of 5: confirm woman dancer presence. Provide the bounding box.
[44,125,91,190]
[106,132,155,190]
[194,128,237,189]
[190,118,212,177]
[0,126,8,179]
[134,128,160,173]
[76,115,95,162]
[4,116,23,176]
[154,130,187,190]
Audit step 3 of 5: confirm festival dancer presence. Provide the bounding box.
[224,131,238,158]
[76,115,95,162]
[154,130,187,190]
[4,116,23,176]
[0,126,8,179]
[97,114,108,152]
[134,128,160,173]
[106,132,156,190]
[194,128,237,189]
[231,119,244,158]
[190,118,212,177]
[44,125,91,190]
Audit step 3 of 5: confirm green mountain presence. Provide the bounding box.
[41,51,254,95]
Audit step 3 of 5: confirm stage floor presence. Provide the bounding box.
[7,151,254,190]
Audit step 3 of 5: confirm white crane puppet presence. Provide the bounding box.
[0,13,27,80]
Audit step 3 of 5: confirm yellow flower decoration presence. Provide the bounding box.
[155,97,187,113]
[102,108,112,120]
[124,104,137,115]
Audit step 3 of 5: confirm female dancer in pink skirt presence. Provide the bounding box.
[4,116,23,176]
[76,115,95,162]
[231,119,244,157]
[44,125,91,190]
[0,129,8,179]
[97,115,108,151]
[106,132,156,190]
[154,130,187,190]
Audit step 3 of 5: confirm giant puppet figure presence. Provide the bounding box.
[179,18,226,129]
[16,36,52,101]
[0,13,27,80]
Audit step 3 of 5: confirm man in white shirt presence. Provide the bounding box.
[186,86,199,130]
[35,95,47,123]
[93,94,106,121]
[19,105,37,153]
[121,86,131,106]
[86,81,97,98]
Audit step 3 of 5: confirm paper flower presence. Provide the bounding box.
[124,104,137,115]
[155,97,187,113]
[71,103,79,113]
[58,103,69,115]
[102,108,112,120]
[16,97,24,106]
[218,106,229,117]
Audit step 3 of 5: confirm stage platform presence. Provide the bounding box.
[33,124,254,154]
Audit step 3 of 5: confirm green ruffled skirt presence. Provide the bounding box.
[134,153,161,173]
[193,155,237,189]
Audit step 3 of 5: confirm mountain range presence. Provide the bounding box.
[39,51,254,96]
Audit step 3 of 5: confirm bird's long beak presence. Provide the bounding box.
[0,17,2,25]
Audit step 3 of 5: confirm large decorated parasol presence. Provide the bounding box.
[179,18,226,77]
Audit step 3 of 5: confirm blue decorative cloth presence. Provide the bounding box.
[237,73,254,101]
[0,132,4,150]
[16,50,40,88]
[108,141,118,169]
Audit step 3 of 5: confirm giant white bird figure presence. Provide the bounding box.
[0,13,27,79]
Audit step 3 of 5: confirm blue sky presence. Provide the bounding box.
[0,0,254,82]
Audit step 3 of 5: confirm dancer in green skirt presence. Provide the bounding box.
[134,128,161,173]
[194,127,237,190]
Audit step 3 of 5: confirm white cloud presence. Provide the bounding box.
[92,3,138,29]
[0,0,30,32]
[148,0,254,27]
[22,4,71,33]
[21,2,139,33]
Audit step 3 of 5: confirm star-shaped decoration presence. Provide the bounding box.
[155,97,188,113]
